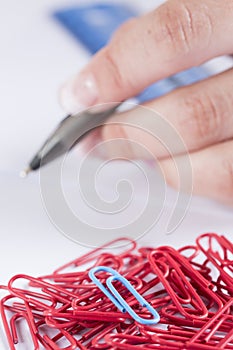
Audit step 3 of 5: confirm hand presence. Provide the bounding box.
[60,0,233,205]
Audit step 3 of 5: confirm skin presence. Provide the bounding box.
[60,0,233,205]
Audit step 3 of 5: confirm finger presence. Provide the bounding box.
[99,68,233,159]
[60,0,233,113]
[160,139,233,205]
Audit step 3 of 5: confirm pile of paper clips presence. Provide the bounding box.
[0,233,232,349]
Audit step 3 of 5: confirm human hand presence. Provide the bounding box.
[60,0,233,205]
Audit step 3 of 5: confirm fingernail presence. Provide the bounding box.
[60,73,98,114]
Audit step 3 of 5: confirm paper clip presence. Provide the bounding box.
[196,233,233,294]
[88,266,160,325]
[53,237,136,275]
[0,295,39,350]
[105,333,152,349]
[187,298,233,349]
[43,329,77,350]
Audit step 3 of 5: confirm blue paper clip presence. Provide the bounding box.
[88,266,160,325]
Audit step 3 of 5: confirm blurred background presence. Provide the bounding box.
[0,1,233,347]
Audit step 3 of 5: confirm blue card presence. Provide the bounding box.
[53,4,138,54]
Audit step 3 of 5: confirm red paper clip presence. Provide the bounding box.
[187,298,233,349]
[196,233,233,295]
[53,237,136,275]
[0,233,232,349]
[149,250,209,319]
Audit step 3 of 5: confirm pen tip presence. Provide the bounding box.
[19,167,31,178]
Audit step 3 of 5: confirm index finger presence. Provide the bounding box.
[60,0,233,112]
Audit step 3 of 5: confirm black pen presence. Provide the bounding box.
[21,103,120,177]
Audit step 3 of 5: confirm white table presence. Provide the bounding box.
[0,1,232,348]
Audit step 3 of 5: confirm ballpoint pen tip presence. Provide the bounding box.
[19,167,31,178]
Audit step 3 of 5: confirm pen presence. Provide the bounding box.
[21,103,120,177]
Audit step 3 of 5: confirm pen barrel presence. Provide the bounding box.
[29,104,120,171]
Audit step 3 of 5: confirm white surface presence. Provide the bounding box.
[0,1,232,348]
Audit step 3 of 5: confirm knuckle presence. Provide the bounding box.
[182,91,224,143]
[104,19,139,93]
[152,1,213,57]
[102,46,125,91]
